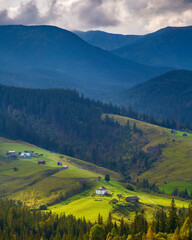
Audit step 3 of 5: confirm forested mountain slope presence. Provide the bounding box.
[0,25,168,101]
[117,70,192,125]
[74,30,141,50]
[0,84,166,179]
[112,26,192,69]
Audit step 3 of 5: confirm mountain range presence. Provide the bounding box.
[74,30,141,50]
[112,26,192,70]
[77,26,192,70]
[117,70,192,124]
[1,24,192,123]
[0,25,168,101]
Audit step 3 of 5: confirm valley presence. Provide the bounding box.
[0,115,191,224]
[0,21,192,239]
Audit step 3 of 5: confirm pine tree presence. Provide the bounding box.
[105,174,110,183]
[168,199,178,233]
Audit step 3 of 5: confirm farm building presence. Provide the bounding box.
[126,196,139,203]
[57,161,62,166]
[20,152,32,158]
[38,160,46,164]
[6,151,16,155]
[62,165,68,169]
[171,129,177,134]
[96,187,108,195]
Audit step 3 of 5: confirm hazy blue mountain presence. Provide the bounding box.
[112,26,192,70]
[74,30,141,50]
[118,70,192,123]
[0,25,169,101]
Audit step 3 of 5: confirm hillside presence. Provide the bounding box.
[0,137,119,203]
[0,25,168,101]
[74,30,141,50]
[0,84,169,180]
[117,70,192,124]
[0,137,190,224]
[106,114,192,195]
[112,26,192,69]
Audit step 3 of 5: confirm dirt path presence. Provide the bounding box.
[138,195,157,205]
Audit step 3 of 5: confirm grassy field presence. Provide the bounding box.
[104,114,192,185]
[159,181,192,194]
[0,137,116,207]
[49,179,190,223]
[0,136,191,223]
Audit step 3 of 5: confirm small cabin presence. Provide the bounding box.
[20,152,32,158]
[126,196,139,203]
[183,133,188,137]
[6,151,16,156]
[96,187,108,195]
[38,160,46,165]
[57,161,62,166]
[62,165,68,169]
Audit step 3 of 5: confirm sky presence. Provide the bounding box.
[0,0,192,34]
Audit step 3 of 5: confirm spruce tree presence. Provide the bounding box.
[168,199,178,233]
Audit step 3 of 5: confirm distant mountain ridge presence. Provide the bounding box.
[0,25,169,101]
[112,26,192,70]
[118,70,192,124]
[74,30,141,50]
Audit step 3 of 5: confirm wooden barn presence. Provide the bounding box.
[126,196,139,203]
[38,160,46,164]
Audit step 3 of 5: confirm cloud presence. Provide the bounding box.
[72,0,119,27]
[0,0,192,34]
[0,9,13,25]
[0,0,64,26]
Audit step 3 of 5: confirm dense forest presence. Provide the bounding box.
[0,84,183,178]
[119,70,192,127]
[0,198,192,240]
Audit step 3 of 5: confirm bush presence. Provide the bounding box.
[39,204,47,210]
[109,198,118,205]
[125,183,135,191]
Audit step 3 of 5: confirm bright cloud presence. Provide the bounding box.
[0,0,192,34]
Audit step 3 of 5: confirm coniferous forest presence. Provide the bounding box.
[1,198,192,240]
[0,84,186,178]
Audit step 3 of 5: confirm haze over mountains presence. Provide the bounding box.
[118,70,192,124]
[77,26,192,70]
[0,25,168,101]
[75,26,192,123]
[74,30,141,51]
[1,24,192,123]
[112,26,192,69]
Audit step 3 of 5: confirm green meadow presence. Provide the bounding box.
[105,114,192,184]
[0,132,192,223]
[49,180,190,222]
[159,181,192,194]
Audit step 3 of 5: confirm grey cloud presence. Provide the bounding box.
[72,0,120,27]
[0,0,62,25]
[184,0,192,3]
[0,0,192,34]
[0,9,13,24]
[15,1,42,24]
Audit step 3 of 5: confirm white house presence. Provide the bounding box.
[62,165,68,169]
[96,187,108,195]
[20,152,32,158]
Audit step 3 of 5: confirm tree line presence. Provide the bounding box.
[0,84,162,179]
[1,198,192,239]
